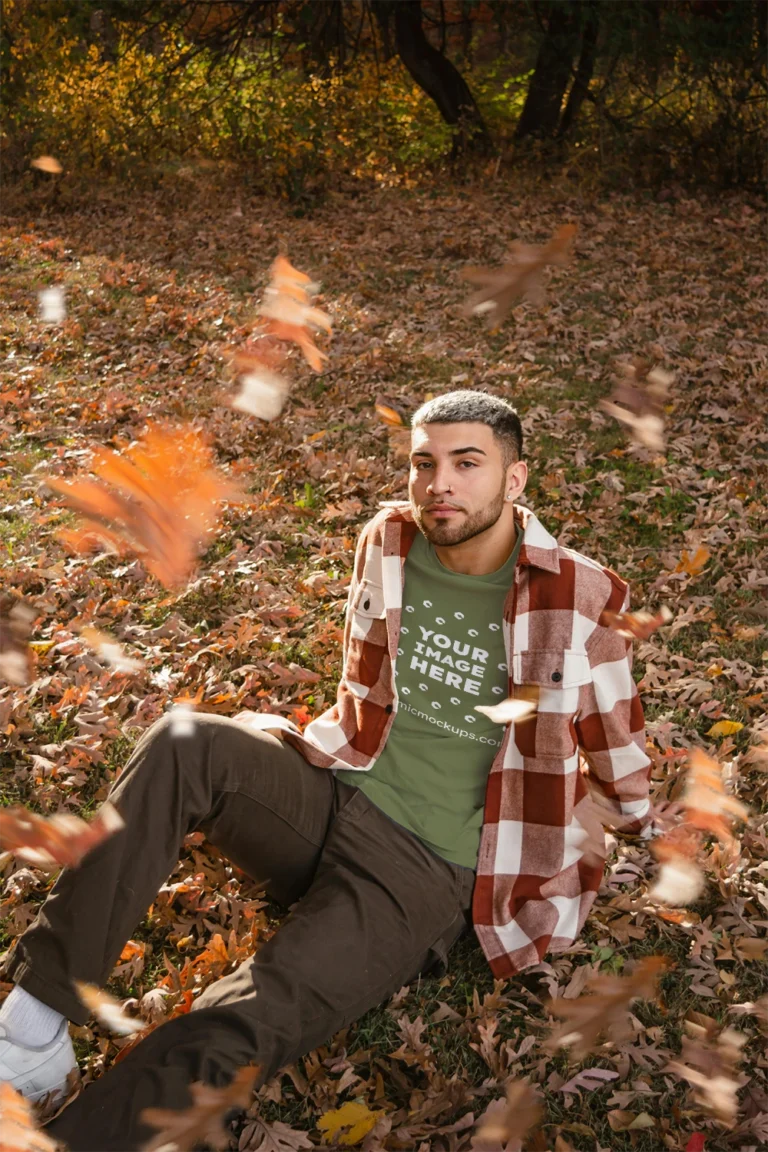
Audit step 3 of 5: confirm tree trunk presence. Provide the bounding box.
[388,0,490,153]
[516,1,580,139]
[557,3,599,138]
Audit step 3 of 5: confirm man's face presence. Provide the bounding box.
[409,422,511,547]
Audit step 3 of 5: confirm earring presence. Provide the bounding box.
[506,493,514,501]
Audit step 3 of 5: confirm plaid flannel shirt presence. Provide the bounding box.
[284,502,652,978]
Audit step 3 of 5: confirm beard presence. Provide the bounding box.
[412,484,506,547]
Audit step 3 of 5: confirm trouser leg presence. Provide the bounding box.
[47,787,476,1152]
[5,714,341,1023]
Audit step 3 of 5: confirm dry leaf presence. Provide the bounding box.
[232,367,291,421]
[474,697,537,726]
[0,1083,59,1152]
[30,155,62,174]
[675,546,711,577]
[140,1065,259,1151]
[461,223,577,326]
[316,1100,386,1146]
[74,982,145,1036]
[545,956,669,1059]
[599,359,674,451]
[600,605,672,640]
[0,596,37,685]
[38,286,65,324]
[666,1015,747,1126]
[472,1080,542,1150]
[46,423,238,589]
[0,802,124,870]
[79,625,144,673]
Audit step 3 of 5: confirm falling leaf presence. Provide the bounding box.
[472,1080,542,1150]
[0,596,37,685]
[706,720,744,738]
[666,1016,747,1126]
[680,748,749,846]
[38,286,65,324]
[544,956,670,1059]
[600,605,672,641]
[0,1083,59,1152]
[74,982,145,1036]
[46,423,239,589]
[316,1100,386,1147]
[461,223,577,327]
[647,857,706,905]
[140,1066,259,1151]
[375,401,411,460]
[168,702,197,738]
[0,802,124,870]
[475,697,537,726]
[258,255,331,371]
[30,155,62,174]
[599,359,674,452]
[675,546,711,577]
[80,625,144,673]
[232,367,291,421]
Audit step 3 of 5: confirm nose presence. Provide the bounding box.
[426,467,452,496]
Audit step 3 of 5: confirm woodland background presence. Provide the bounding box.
[1,2,767,1151]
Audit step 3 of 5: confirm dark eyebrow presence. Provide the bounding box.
[411,446,487,459]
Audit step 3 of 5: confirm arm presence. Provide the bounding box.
[575,587,652,836]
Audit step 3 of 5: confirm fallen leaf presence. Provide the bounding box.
[472,1079,541,1149]
[80,625,144,673]
[316,1100,386,1146]
[705,720,744,738]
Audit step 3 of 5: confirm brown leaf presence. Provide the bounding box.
[462,224,577,327]
[46,424,239,588]
[599,359,673,451]
[0,1083,59,1152]
[74,983,146,1036]
[0,802,124,870]
[0,596,37,685]
[140,1065,259,1151]
[666,1015,747,1126]
[472,1079,542,1150]
[545,956,670,1059]
[599,605,672,641]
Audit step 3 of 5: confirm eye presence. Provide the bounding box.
[459,460,477,468]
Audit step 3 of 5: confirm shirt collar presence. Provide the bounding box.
[378,501,561,574]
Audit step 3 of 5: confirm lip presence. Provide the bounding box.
[426,506,462,517]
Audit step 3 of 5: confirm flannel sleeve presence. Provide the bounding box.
[574,586,653,836]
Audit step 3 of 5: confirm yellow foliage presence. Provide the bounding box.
[317,1100,386,1146]
[706,720,744,738]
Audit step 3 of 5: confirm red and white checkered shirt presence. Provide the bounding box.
[285,502,652,978]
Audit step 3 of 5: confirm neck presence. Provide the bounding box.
[433,515,518,576]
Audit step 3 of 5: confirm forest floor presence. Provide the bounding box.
[1,174,767,1152]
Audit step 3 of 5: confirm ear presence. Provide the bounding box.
[505,459,528,502]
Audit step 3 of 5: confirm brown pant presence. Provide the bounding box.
[5,714,475,1151]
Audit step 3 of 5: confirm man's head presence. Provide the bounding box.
[408,390,527,550]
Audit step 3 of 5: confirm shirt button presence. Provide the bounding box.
[385,704,393,714]
[551,671,562,682]
[363,598,371,610]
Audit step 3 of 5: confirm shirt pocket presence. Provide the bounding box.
[347,580,388,655]
[511,648,591,759]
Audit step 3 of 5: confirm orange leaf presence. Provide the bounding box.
[46,424,238,588]
[0,1083,59,1151]
[675,547,711,577]
[0,802,124,870]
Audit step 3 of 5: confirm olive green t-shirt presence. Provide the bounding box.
[336,528,522,869]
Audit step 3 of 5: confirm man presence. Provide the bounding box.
[0,391,651,1150]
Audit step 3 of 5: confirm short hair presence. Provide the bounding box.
[411,390,523,464]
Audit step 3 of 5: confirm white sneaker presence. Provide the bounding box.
[0,1019,77,1103]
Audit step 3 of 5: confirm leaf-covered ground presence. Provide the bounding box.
[1,176,767,1152]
